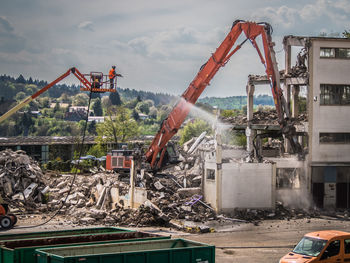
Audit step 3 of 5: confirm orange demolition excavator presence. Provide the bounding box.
[145,20,303,170]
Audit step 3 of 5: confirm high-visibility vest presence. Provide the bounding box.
[109,69,116,79]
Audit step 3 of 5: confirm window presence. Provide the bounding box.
[206,169,215,180]
[338,48,350,58]
[319,133,350,144]
[345,239,350,254]
[276,168,301,189]
[320,84,350,105]
[321,240,340,259]
[293,237,327,257]
[320,48,335,58]
[320,47,350,58]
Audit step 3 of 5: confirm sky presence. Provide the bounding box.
[0,0,349,97]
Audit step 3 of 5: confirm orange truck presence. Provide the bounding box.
[280,230,350,263]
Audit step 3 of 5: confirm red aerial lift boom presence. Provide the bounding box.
[0,67,118,124]
[145,20,302,170]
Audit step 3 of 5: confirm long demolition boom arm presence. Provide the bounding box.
[146,20,294,170]
[0,67,92,124]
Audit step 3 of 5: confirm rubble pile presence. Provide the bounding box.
[33,149,213,228]
[222,109,308,126]
[232,202,319,222]
[66,167,215,227]
[0,149,47,211]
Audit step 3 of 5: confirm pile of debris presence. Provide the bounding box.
[48,167,216,228]
[232,202,319,222]
[0,149,47,211]
[222,109,308,126]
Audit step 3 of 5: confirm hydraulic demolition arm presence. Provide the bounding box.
[145,20,302,170]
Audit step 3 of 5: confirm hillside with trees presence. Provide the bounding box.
[0,74,276,148]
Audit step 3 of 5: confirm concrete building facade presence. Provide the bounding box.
[307,37,350,209]
[202,36,350,212]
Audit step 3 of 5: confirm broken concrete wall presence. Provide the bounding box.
[130,187,148,208]
[270,156,311,209]
[220,162,276,212]
[203,147,276,212]
[203,160,217,210]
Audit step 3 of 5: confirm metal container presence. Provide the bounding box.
[0,227,131,242]
[0,231,168,263]
[36,238,215,263]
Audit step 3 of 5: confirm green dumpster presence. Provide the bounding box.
[0,231,169,263]
[0,227,131,242]
[36,238,215,263]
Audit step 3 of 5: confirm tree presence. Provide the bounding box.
[15,91,26,102]
[149,106,158,118]
[19,112,34,136]
[86,144,105,158]
[101,96,112,109]
[136,101,150,114]
[132,109,140,121]
[92,98,103,116]
[53,102,60,112]
[343,30,350,38]
[109,91,122,105]
[157,105,172,122]
[96,106,139,144]
[179,119,212,145]
[16,74,26,84]
[73,93,89,106]
[87,121,97,135]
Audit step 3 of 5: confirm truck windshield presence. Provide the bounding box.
[293,237,327,257]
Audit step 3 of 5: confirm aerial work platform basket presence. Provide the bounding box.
[79,71,118,93]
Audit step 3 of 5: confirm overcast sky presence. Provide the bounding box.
[1,0,349,97]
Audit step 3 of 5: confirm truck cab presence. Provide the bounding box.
[280,230,350,263]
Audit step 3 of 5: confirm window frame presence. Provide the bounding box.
[320,84,350,106]
[319,133,350,144]
[345,239,350,254]
[320,240,340,260]
[206,168,216,180]
[320,47,350,59]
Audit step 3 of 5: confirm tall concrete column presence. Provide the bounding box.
[284,84,291,114]
[246,83,256,152]
[292,86,300,118]
[284,84,292,153]
[246,83,255,121]
[215,109,222,213]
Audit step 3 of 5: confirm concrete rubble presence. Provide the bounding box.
[0,149,46,211]
[2,140,319,229]
[222,109,307,126]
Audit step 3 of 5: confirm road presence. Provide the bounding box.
[3,215,350,262]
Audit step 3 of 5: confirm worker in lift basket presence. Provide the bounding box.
[108,65,122,89]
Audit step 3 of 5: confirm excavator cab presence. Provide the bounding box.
[154,142,180,171]
[80,72,117,93]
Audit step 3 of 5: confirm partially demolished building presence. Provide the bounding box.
[202,36,350,212]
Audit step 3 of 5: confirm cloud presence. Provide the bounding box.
[252,0,350,34]
[78,21,94,31]
[127,26,226,60]
[0,16,26,53]
[0,16,14,33]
